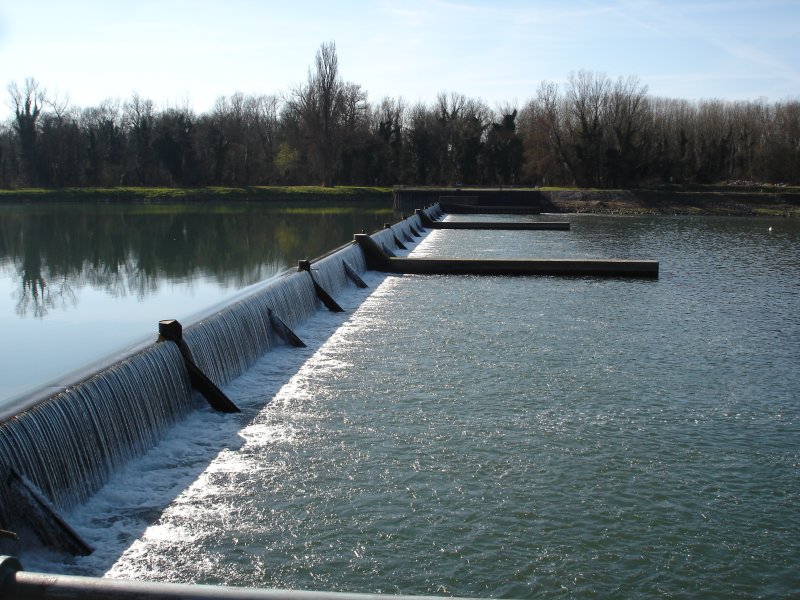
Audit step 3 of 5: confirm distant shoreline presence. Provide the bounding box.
[542,188,800,217]
[1,185,798,217]
[0,186,393,204]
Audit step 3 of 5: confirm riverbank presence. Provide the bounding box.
[1,184,799,216]
[0,186,393,204]
[542,186,800,217]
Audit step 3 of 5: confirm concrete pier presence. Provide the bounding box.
[354,234,658,279]
[390,257,658,278]
[415,210,569,231]
[393,187,545,213]
[430,221,570,231]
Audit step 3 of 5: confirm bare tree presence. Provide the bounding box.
[287,41,345,186]
[38,96,84,186]
[405,102,438,184]
[694,99,731,183]
[123,92,157,184]
[604,76,649,186]
[8,78,45,185]
[211,93,250,184]
[249,94,281,181]
[81,99,125,186]
[338,82,369,182]
[518,81,572,185]
[370,96,406,183]
[564,70,611,186]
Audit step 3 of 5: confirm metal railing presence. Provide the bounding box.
[0,556,492,600]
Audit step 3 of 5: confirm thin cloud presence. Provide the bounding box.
[613,0,800,88]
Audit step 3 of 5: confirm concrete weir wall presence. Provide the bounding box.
[393,187,545,213]
[0,209,433,550]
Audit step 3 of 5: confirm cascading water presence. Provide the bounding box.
[308,243,369,302]
[178,244,374,391]
[0,212,431,551]
[182,272,318,387]
[0,341,193,523]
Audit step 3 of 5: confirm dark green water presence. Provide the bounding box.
[0,200,392,407]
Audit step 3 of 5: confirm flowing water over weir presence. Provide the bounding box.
[13,206,799,598]
[0,209,434,563]
[0,343,194,523]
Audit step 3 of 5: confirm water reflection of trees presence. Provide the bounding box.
[12,267,78,318]
[0,204,387,318]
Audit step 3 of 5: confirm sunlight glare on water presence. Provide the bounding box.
[36,215,800,598]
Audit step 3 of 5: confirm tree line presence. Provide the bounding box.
[2,42,798,189]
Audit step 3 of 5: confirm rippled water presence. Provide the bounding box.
[35,215,800,598]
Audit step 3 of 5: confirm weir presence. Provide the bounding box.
[415,208,570,230]
[157,319,241,413]
[0,202,659,597]
[393,187,546,214]
[355,230,659,279]
[0,210,429,555]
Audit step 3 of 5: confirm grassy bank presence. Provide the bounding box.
[0,185,393,204]
[2,184,798,216]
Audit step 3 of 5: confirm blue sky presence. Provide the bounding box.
[0,0,798,119]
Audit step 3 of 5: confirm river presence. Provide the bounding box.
[0,200,392,408]
[18,211,800,597]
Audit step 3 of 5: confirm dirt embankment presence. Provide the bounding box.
[541,189,800,217]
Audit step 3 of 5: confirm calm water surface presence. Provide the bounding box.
[34,214,798,598]
[0,201,392,408]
